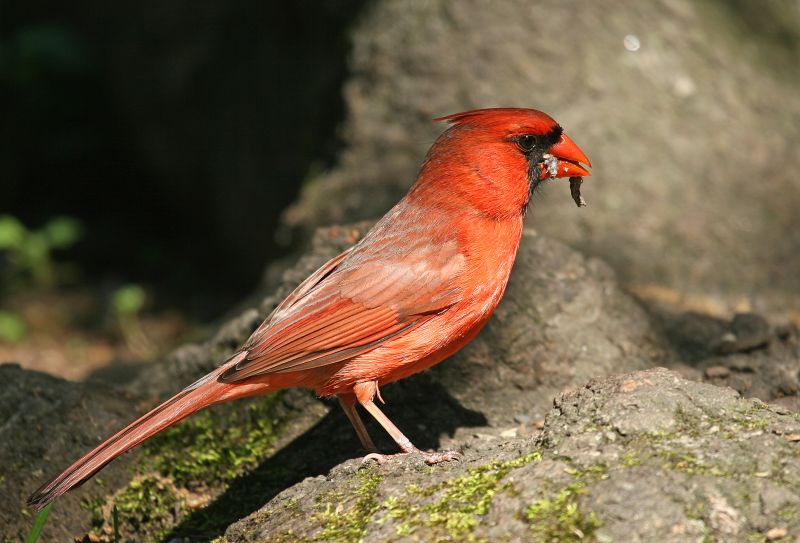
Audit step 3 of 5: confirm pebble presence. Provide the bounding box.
[500,427,518,438]
[704,365,731,379]
[765,527,787,540]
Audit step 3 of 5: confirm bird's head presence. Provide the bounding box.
[419,108,591,218]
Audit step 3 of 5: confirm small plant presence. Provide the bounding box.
[525,483,602,541]
[0,214,82,288]
[111,283,154,357]
[25,503,53,543]
[0,309,27,343]
[112,505,120,543]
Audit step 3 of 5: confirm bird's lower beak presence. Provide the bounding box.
[539,133,592,179]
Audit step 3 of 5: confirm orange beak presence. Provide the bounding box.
[539,133,592,179]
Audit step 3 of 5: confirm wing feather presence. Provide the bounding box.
[219,220,465,383]
[268,247,354,323]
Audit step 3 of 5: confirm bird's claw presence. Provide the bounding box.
[421,449,463,465]
[361,448,462,466]
[362,452,391,465]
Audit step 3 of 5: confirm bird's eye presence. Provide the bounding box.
[516,135,538,153]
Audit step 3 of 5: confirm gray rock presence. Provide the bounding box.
[6,223,800,541]
[648,305,800,408]
[718,313,772,354]
[429,228,668,426]
[1,225,673,541]
[283,0,800,317]
[223,368,800,543]
[0,364,137,542]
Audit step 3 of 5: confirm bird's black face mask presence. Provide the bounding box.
[516,125,564,193]
[514,125,564,216]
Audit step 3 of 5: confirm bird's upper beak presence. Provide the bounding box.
[539,133,592,179]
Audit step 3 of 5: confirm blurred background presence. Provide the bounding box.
[1,0,799,383]
[0,0,364,379]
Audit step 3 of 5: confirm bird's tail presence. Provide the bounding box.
[26,359,247,510]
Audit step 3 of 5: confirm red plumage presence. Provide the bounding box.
[27,108,591,509]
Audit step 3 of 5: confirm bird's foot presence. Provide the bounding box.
[420,449,463,465]
[362,448,462,466]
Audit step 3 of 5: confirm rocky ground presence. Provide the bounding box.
[225,368,800,543]
[2,226,799,542]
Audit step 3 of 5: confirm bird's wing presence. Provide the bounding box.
[219,234,464,382]
[267,246,355,324]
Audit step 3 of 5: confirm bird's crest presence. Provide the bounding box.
[434,108,559,135]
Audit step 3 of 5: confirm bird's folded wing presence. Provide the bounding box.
[219,237,464,382]
[267,247,355,325]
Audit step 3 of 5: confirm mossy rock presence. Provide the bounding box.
[223,369,800,542]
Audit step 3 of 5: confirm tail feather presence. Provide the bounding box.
[26,378,230,510]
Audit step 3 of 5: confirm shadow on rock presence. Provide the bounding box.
[164,374,487,541]
[224,368,800,542]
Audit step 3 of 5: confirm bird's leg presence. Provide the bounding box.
[338,393,378,453]
[353,381,461,465]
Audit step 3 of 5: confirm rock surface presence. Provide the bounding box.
[4,224,800,541]
[5,223,800,541]
[223,368,800,543]
[0,364,137,542]
[284,0,800,318]
[429,227,668,426]
[1,225,667,541]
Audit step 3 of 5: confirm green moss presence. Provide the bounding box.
[519,462,605,542]
[380,451,542,541]
[525,482,601,542]
[683,502,713,543]
[113,475,185,539]
[622,431,727,479]
[618,404,780,479]
[563,464,608,480]
[779,506,799,521]
[657,449,715,476]
[234,498,310,543]
[314,468,383,543]
[81,496,106,531]
[83,475,184,542]
[672,403,772,441]
[621,451,641,467]
[141,393,286,484]
[87,393,287,541]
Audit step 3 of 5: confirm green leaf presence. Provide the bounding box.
[43,216,82,249]
[19,232,51,283]
[112,284,146,315]
[0,215,26,249]
[0,311,27,343]
[113,504,120,543]
[25,503,52,543]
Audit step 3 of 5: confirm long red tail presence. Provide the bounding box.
[26,363,243,510]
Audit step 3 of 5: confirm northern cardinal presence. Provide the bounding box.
[28,108,590,509]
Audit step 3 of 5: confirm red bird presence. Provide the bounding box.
[28,108,590,508]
